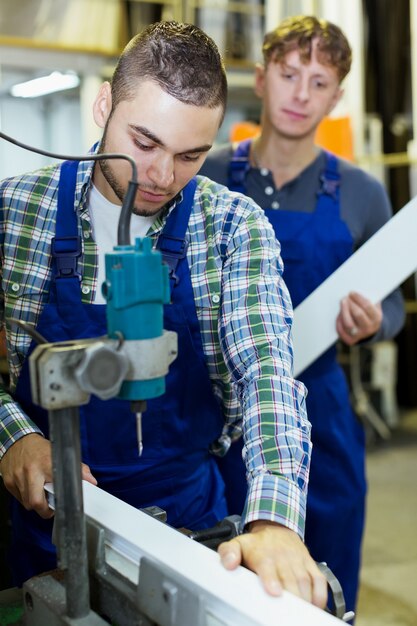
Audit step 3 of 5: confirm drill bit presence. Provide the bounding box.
[131,400,147,456]
[136,412,143,456]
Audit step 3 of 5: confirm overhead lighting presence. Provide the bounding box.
[10,71,80,98]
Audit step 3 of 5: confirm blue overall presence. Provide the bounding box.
[226,140,367,614]
[9,161,227,586]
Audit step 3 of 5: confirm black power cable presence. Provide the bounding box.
[0,130,138,246]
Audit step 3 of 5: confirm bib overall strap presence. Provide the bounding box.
[156,178,197,291]
[316,152,341,211]
[228,139,251,193]
[51,160,82,303]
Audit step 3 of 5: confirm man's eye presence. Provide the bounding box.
[134,139,153,151]
[182,154,201,162]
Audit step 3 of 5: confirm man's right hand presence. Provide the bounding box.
[0,433,97,518]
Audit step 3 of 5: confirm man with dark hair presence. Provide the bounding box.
[200,14,404,616]
[0,21,327,607]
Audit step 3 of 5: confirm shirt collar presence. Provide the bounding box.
[74,142,100,216]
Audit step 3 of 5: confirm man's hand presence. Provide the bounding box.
[0,433,97,518]
[218,520,328,608]
[336,291,382,346]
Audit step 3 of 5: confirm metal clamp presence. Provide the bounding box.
[317,561,355,622]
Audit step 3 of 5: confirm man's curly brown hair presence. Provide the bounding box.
[262,15,352,83]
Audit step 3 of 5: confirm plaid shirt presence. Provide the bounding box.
[0,154,311,536]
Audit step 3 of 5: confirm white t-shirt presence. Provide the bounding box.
[88,184,159,304]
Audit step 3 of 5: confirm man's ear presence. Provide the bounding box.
[93,81,112,129]
[254,63,266,98]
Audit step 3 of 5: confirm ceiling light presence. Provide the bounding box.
[10,71,80,98]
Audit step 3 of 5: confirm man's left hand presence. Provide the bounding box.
[336,291,382,345]
[217,520,328,608]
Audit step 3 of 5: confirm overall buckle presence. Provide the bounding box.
[51,236,82,280]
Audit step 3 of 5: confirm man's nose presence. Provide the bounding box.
[294,77,310,102]
[148,156,174,188]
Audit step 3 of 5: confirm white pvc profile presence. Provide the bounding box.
[46,482,340,625]
[292,195,417,376]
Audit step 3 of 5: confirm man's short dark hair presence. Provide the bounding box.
[111,21,228,119]
[262,15,352,83]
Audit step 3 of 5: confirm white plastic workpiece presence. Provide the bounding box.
[45,481,341,626]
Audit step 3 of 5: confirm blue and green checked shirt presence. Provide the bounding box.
[0,153,311,537]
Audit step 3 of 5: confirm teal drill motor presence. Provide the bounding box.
[103,237,178,454]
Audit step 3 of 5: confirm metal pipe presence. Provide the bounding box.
[49,406,90,618]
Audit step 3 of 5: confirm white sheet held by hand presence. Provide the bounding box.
[292,196,417,377]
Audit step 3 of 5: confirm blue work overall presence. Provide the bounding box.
[226,140,367,614]
[9,161,227,586]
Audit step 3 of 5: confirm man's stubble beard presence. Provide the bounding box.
[97,134,159,218]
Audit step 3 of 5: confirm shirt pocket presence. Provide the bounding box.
[3,274,49,318]
[2,275,49,363]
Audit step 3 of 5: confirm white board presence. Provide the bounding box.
[292,197,417,376]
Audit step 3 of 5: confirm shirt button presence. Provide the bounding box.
[271,201,280,209]
[81,285,91,295]
[83,230,90,239]
[212,294,220,304]
[260,168,269,176]
[11,283,20,292]
[265,186,274,196]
